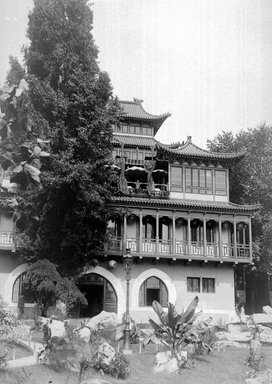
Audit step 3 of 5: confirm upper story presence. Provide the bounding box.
[112,98,245,203]
[0,193,15,251]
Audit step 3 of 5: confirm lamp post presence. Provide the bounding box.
[123,248,133,355]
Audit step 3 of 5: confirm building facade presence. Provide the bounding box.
[0,99,259,322]
[101,99,259,322]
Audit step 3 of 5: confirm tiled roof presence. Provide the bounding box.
[113,134,158,149]
[119,99,170,135]
[110,196,260,214]
[157,136,245,164]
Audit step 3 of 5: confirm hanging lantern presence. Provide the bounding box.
[127,214,135,223]
[222,221,229,230]
[176,218,185,226]
[109,260,117,268]
[237,223,244,231]
[91,259,99,267]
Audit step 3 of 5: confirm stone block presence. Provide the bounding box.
[86,311,118,330]
[253,313,272,325]
[263,306,272,315]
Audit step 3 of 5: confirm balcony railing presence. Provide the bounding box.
[0,232,14,249]
[126,182,169,198]
[106,236,251,261]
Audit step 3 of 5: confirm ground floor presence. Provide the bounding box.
[0,253,244,323]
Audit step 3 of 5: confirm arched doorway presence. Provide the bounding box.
[79,273,117,317]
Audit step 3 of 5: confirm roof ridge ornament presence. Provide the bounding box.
[134,98,144,104]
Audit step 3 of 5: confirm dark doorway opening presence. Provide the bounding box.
[146,288,160,306]
[80,284,104,318]
[79,273,117,318]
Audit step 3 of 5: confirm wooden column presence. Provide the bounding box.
[139,211,143,254]
[156,211,159,254]
[249,219,252,260]
[172,213,176,256]
[124,215,127,252]
[218,214,222,259]
[203,215,207,258]
[187,214,191,256]
[233,216,237,258]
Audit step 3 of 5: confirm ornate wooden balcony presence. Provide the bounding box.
[0,232,14,250]
[105,236,251,263]
[126,182,169,198]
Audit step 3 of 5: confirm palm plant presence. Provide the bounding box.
[148,297,213,355]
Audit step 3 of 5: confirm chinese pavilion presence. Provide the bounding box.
[0,98,260,322]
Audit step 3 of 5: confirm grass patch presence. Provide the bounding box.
[1,345,272,384]
[0,342,32,360]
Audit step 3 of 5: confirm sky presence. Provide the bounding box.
[1,0,272,147]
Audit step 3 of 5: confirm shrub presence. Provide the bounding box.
[94,351,130,379]
[0,348,9,370]
[42,325,131,380]
[0,295,30,343]
[25,260,87,317]
[56,278,87,317]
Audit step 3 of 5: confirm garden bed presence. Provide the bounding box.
[1,344,272,384]
[0,341,32,361]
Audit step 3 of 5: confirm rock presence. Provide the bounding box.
[154,355,179,374]
[216,331,252,343]
[56,300,67,317]
[263,306,272,315]
[228,323,249,333]
[86,311,118,330]
[214,340,249,350]
[243,368,272,384]
[155,351,172,366]
[48,319,68,339]
[253,313,272,325]
[115,324,125,341]
[81,380,112,384]
[46,306,65,320]
[76,326,91,343]
[97,342,116,365]
[258,325,272,344]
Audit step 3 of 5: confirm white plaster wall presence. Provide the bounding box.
[0,214,13,231]
[1,255,235,323]
[0,253,22,303]
[4,263,30,307]
[98,260,235,324]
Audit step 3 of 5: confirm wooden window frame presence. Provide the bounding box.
[215,170,227,196]
[139,276,168,307]
[170,165,183,192]
[185,167,213,195]
[187,277,200,293]
[202,278,215,293]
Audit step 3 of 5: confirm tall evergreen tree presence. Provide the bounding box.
[207,125,272,273]
[1,0,119,275]
[6,56,25,86]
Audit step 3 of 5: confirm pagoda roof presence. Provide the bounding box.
[113,134,158,149]
[110,196,260,214]
[119,99,170,135]
[157,136,245,166]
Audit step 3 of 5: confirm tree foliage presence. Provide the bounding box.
[25,259,87,316]
[207,124,272,272]
[0,0,120,275]
[6,56,25,87]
